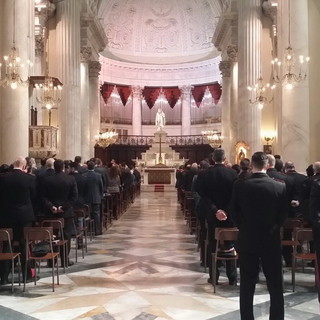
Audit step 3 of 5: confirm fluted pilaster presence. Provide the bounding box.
[280,0,309,172]
[80,47,91,161]
[89,60,101,158]
[180,85,192,136]
[0,0,32,164]
[219,61,232,160]
[56,0,81,159]
[238,0,262,156]
[131,86,142,136]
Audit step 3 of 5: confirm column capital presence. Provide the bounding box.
[131,85,143,99]
[219,60,231,77]
[179,85,193,100]
[89,61,101,77]
[227,44,238,62]
[81,46,92,63]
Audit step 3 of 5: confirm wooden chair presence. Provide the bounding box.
[292,228,316,291]
[212,227,239,293]
[24,227,60,292]
[281,218,304,248]
[40,218,68,272]
[74,208,88,253]
[0,228,21,292]
[71,217,85,263]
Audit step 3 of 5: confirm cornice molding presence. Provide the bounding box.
[100,56,222,86]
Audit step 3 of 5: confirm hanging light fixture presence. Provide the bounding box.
[0,0,31,89]
[247,76,275,109]
[201,130,223,148]
[96,85,119,147]
[35,31,62,125]
[271,0,309,90]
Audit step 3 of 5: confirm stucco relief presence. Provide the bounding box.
[185,0,215,49]
[144,1,178,53]
[105,2,137,49]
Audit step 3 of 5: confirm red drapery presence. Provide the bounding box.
[192,85,205,107]
[100,83,113,104]
[163,87,180,108]
[142,87,161,109]
[208,82,222,104]
[118,86,132,106]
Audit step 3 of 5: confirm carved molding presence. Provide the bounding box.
[131,86,143,99]
[81,47,92,62]
[89,61,101,77]
[179,85,193,101]
[219,60,231,77]
[226,44,237,62]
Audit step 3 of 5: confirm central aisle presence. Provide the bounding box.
[1,192,319,320]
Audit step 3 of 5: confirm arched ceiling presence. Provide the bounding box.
[98,0,224,65]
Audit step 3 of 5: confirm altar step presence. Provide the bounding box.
[154,184,164,192]
[141,184,176,192]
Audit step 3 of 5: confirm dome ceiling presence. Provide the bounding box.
[98,0,223,64]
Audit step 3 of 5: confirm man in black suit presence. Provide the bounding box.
[41,159,78,266]
[199,148,238,285]
[0,156,36,282]
[231,152,287,320]
[94,158,109,193]
[83,161,104,235]
[309,177,320,302]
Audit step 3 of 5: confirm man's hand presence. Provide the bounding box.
[216,209,227,221]
[291,200,300,207]
[51,206,58,213]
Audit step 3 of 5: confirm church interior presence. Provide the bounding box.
[0,0,319,319]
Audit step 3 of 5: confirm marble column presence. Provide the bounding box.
[0,0,31,164]
[89,61,101,159]
[280,0,309,172]
[131,86,142,136]
[237,0,262,156]
[219,61,232,160]
[55,0,81,160]
[180,85,192,136]
[80,47,91,161]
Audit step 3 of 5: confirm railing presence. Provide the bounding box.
[114,134,209,146]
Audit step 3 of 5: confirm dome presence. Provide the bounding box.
[98,0,222,64]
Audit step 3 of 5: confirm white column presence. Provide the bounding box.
[219,61,232,160]
[180,85,192,136]
[80,47,91,162]
[238,0,262,156]
[55,0,81,160]
[89,61,101,159]
[280,0,309,172]
[131,85,142,136]
[0,0,31,164]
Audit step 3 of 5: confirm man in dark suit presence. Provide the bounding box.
[0,156,36,282]
[94,158,109,193]
[41,159,78,266]
[231,152,287,320]
[199,148,238,285]
[309,177,320,302]
[83,161,104,235]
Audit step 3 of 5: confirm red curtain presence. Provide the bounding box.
[143,87,161,109]
[163,87,180,108]
[100,83,113,104]
[192,85,205,107]
[208,82,222,104]
[118,86,132,106]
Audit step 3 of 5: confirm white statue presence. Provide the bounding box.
[155,108,166,131]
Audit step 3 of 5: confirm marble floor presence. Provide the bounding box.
[0,192,319,320]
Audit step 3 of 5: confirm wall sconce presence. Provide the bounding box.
[263,134,275,154]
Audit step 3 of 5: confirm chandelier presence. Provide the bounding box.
[95,130,119,148]
[202,130,223,148]
[0,0,30,89]
[247,76,275,109]
[271,1,309,90]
